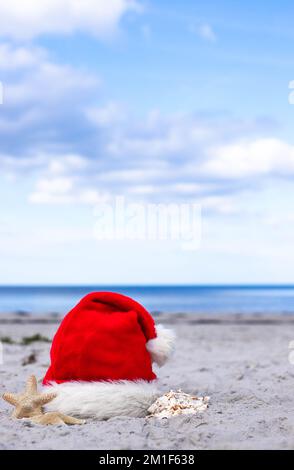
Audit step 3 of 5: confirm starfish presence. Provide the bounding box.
[30,412,85,425]
[2,375,85,425]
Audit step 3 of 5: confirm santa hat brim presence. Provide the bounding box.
[44,380,160,419]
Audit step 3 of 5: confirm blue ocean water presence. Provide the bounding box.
[0,285,294,314]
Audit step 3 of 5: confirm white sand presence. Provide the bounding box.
[0,313,294,450]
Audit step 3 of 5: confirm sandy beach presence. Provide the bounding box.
[0,312,294,450]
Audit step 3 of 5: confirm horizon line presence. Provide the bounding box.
[0,284,294,288]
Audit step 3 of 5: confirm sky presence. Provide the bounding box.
[1,0,294,285]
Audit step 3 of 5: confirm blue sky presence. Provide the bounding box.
[0,0,294,285]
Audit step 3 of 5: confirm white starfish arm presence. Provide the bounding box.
[26,375,38,394]
[34,393,57,406]
[2,392,18,406]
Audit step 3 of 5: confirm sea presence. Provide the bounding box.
[0,285,294,315]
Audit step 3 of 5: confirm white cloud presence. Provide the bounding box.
[199,196,237,215]
[1,44,293,214]
[0,0,140,39]
[22,154,108,204]
[0,153,45,174]
[190,23,217,42]
[0,43,44,69]
[106,112,213,158]
[29,175,109,205]
[7,103,294,212]
[203,138,294,178]
[34,176,74,194]
[168,183,211,194]
[47,154,89,174]
[0,43,99,160]
[6,61,98,106]
[198,24,216,42]
[86,102,126,127]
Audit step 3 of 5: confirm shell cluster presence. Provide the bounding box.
[148,390,210,419]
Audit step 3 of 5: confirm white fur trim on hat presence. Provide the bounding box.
[146,324,176,367]
[44,380,160,419]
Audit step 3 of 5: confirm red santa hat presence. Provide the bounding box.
[43,292,175,419]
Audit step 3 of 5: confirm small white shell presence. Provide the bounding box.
[147,390,210,419]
